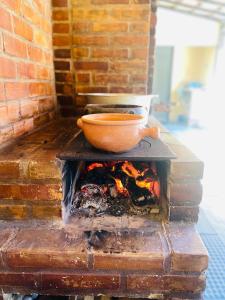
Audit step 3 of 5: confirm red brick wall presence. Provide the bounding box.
[52,0,157,117]
[0,0,57,145]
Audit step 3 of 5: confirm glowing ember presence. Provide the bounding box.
[85,160,160,199]
[87,162,104,171]
[113,177,129,197]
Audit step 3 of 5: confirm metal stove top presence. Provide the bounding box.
[57,132,176,161]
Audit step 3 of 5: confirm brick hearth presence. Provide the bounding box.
[0,219,207,298]
[0,118,208,299]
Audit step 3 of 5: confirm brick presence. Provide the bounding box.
[0,228,17,268]
[7,101,20,122]
[28,45,43,62]
[0,272,41,291]
[5,82,28,100]
[52,0,68,7]
[92,0,129,3]
[94,74,128,85]
[38,98,55,113]
[131,48,149,59]
[127,275,163,291]
[28,161,61,180]
[92,22,128,32]
[133,86,146,94]
[73,35,109,46]
[73,22,90,33]
[76,73,90,84]
[36,66,50,80]
[109,86,133,93]
[33,113,51,128]
[29,82,46,97]
[127,274,205,294]
[21,4,40,27]
[0,183,62,200]
[60,106,77,117]
[74,61,108,71]
[34,0,45,15]
[130,22,149,32]
[0,106,8,126]
[0,83,4,101]
[13,16,33,41]
[52,9,69,21]
[0,205,29,220]
[13,119,33,137]
[131,73,147,83]
[44,51,53,64]
[72,8,108,21]
[110,61,146,72]
[169,206,199,222]
[20,101,36,118]
[0,125,13,145]
[17,62,35,79]
[91,48,128,59]
[164,275,206,294]
[1,0,20,12]
[169,180,202,206]
[53,23,70,33]
[73,47,89,58]
[4,228,87,270]
[3,34,27,58]
[0,161,20,179]
[111,8,150,21]
[165,223,208,272]
[58,95,74,106]
[32,205,61,219]
[131,0,150,3]
[93,228,169,271]
[55,72,73,82]
[54,60,70,70]
[0,7,12,32]
[170,160,204,180]
[54,49,71,58]
[112,35,148,46]
[53,35,70,46]
[76,86,108,93]
[42,273,120,292]
[56,84,73,94]
[34,31,49,48]
[0,57,16,78]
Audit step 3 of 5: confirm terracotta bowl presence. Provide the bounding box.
[77,113,160,153]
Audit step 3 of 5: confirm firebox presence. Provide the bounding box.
[58,132,175,223]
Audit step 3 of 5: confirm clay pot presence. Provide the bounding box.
[77,113,160,153]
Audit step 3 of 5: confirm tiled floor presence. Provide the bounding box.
[165,122,225,299]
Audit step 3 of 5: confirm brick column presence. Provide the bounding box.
[53,0,156,117]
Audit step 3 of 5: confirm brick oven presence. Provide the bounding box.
[0,118,208,299]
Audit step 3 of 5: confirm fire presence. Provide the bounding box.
[86,160,160,198]
[113,177,129,196]
[87,162,104,171]
[121,161,159,194]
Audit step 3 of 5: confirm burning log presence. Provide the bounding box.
[70,160,160,217]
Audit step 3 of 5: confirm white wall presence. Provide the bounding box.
[156,8,220,46]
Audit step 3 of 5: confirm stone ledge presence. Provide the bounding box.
[0,220,208,274]
[164,223,208,273]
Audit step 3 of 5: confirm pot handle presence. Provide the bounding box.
[140,126,160,139]
[77,118,83,129]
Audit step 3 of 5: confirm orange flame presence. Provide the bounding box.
[113,177,129,196]
[87,162,104,171]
